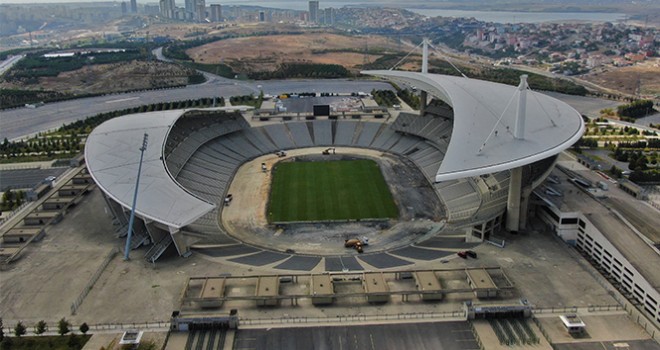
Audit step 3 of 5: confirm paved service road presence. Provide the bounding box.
[233,322,479,350]
[0,79,393,140]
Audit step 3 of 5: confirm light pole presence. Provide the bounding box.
[124,133,149,261]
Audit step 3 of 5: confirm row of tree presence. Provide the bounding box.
[615,139,660,149]
[229,94,262,108]
[248,63,350,80]
[5,50,148,83]
[371,89,398,107]
[0,317,87,350]
[1,133,81,160]
[2,96,227,163]
[396,89,420,110]
[58,97,226,135]
[617,100,655,119]
[1,190,26,211]
[0,318,83,338]
[612,149,658,170]
[629,170,660,183]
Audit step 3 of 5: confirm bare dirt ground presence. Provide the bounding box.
[582,59,660,97]
[220,147,444,255]
[0,60,197,95]
[186,33,402,72]
[145,22,296,41]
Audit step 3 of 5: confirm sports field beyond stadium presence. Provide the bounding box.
[268,159,398,222]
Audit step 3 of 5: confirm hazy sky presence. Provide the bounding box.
[0,0,357,4]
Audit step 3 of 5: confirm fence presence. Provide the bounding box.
[239,310,467,326]
[467,320,485,350]
[554,235,660,341]
[70,248,118,315]
[1,320,170,336]
[0,202,30,227]
[486,236,505,248]
[531,316,552,344]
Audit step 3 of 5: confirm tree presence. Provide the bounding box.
[79,323,89,335]
[68,333,81,349]
[34,320,47,335]
[58,317,70,336]
[0,317,4,342]
[14,321,26,337]
[1,337,11,350]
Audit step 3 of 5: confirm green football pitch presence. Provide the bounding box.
[268,159,399,222]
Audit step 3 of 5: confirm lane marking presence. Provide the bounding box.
[105,97,140,103]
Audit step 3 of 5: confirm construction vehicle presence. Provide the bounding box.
[322,147,336,155]
[344,238,364,253]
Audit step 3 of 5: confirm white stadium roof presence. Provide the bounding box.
[362,70,585,182]
[85,109,218,229]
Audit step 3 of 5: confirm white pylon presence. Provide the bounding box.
[514,75,528,140]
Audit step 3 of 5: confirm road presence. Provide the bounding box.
[0,55,24,77]
[0,78,394,140]
[0,47,627,140]
[233,322,479,350]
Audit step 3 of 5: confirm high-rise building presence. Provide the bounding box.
[184,0,194,15]
[259,11,265,22]
[121,1,127,15]
[143,4,160,15]
[195,0,206,22]
[159,0,175,19]
[130,0,137,13]
[210,4,222,22]
[323,7,334,26]
[308,1,319,23]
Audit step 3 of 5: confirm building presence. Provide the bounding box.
[121,1,127,15]
[308,0,319,23]
[130,0,137,13]
[143,4,160,15]
[259,10,265,22]
[159,0,175,19]
[323,7,334,26]
[195,0,205,22]
[210,4,221,22]
[184,0,194,17]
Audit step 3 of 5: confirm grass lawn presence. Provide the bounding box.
[268,160,398,222]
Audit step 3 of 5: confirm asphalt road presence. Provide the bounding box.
[0,55,25,76]
[233,322,479,350]
[0,78,393,140]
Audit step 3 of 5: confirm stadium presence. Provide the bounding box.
[85,68,584,270]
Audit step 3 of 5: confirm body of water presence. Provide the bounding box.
[407,9,627,24]
[217,1,626,24]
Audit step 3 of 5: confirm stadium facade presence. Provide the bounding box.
[86,71,584,263]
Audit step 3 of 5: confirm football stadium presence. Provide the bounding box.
[85,66,584,269]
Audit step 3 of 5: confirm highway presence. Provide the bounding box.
[0,78,394,140]
[0,47,624,141]
[0,55,24,77]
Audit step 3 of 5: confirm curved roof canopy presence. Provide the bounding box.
[86,109,224,229]
[362,70,585,182]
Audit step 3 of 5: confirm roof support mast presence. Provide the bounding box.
[422,38,429,74]
[514,75,528,140]
[124,133,149,261]
[420,38,430,115]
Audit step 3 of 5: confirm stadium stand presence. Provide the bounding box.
[160,112,510,246]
